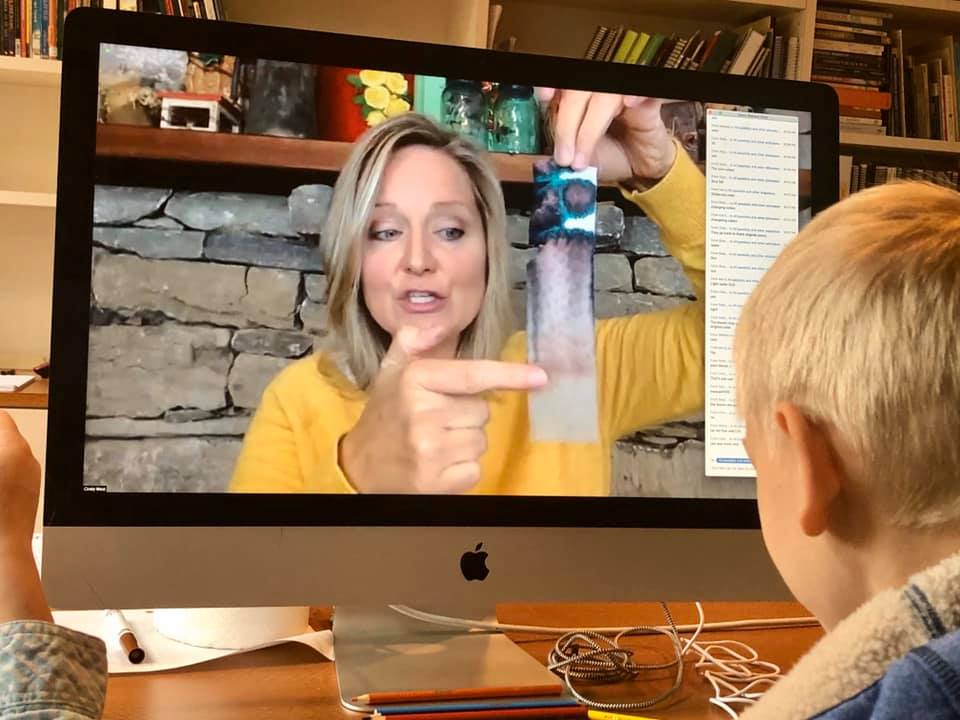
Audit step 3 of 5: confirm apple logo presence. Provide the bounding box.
[460,543,490,582]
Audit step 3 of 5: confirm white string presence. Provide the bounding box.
[389,603,810,716]
[687,636,784,717]
[388,604,818,636]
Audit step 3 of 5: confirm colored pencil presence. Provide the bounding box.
[587,711,660,720]
[370,707,588,720]
[354,685,564,705]
[371,697,580,716]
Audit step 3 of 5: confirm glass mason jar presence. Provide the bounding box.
[441,79,487,147]
[490,84,540,154]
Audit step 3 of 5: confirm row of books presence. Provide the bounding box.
[582,18,800,80]
[840,156,960,196]
[814,4,960,141]
[898,35,960,142]
[0,0,224,58]
[811,5,893,135]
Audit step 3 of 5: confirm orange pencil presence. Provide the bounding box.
[354,685,564,706]
[369,707,587,720]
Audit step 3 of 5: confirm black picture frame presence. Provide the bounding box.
[46,7,839,528]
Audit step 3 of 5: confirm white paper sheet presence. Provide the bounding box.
[52,608,335,674]
[0,374,35,392]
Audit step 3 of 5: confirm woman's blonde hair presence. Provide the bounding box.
[734,181,960,529]
[321,112,513,389]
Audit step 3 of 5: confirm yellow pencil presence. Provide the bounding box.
[587,711,660,720]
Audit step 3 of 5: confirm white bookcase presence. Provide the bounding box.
[0,56,60,372]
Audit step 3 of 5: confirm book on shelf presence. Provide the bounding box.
[838,154,854,198]
[652,32,676,67]
[664,35,688,69]
[0,0,225,58]
[817,8,888,28]
[612,28,638,63]
[580,15,795,80]
[814,38,886,56]
[596,25,620,62]
[727,29,765,75]
[624,32,648,64]
[912,60,931,139]
[784,35,800,80]
[682,34,704,70]
[583,25,606,60]
[771,34,784,78]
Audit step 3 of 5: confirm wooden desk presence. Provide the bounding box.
[102,602,822,720]
[0,373,47,409]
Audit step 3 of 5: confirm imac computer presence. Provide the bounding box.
[41,7,837,709]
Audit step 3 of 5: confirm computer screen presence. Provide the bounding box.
[43,10,836,611]
[78,41,813,501]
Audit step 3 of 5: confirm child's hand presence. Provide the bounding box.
[0,411,51,624]
[0,411,41,553]
[536,88,676,184]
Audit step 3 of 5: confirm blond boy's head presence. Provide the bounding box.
[734,181,960,624]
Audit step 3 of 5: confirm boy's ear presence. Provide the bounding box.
[772,402,843,537]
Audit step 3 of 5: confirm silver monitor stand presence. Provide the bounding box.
[334,605,565,714]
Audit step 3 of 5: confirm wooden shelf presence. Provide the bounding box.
[0,376,48,410]
[501,0,804,22]
[0,56,61,88]
[840,131,960,155]
[96,124,552,183]
[0,191,57,208]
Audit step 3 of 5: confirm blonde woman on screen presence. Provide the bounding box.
[230,93,706,495]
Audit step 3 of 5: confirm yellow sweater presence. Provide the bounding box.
[230,148,705,496]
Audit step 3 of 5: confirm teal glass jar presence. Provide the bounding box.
[490,84,539,154]
[441,79,487,147]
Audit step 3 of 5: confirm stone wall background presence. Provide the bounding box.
[84,183,755,499]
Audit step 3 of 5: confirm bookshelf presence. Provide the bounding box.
[0,57,59,375]
[95,124,561,184]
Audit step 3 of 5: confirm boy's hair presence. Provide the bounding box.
[735,181,960,529]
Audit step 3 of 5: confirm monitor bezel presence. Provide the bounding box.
[46,7,839,528]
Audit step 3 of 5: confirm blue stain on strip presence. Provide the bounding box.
[530,158,598,247]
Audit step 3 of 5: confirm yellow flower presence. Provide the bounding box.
[384,97,411,118]
[385,73,408,95]
[366,110,387,127]
[358,69,388,87]
[363,85,391,110]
